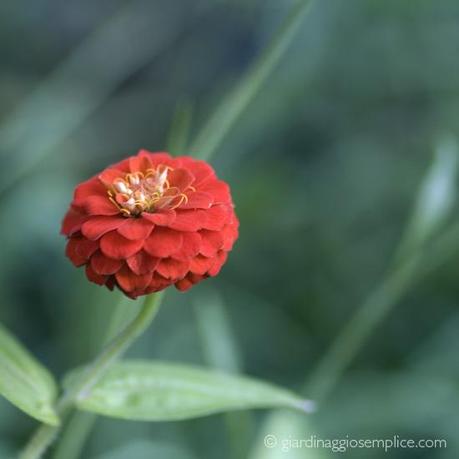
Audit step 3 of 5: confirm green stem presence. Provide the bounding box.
[305,219,459,402]
[191,0,314,160]
[52,296,139,459]
[305,255,421,402]
[19,292,163,459]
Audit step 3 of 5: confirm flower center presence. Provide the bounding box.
[107,165,187,217]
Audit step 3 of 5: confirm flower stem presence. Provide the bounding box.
[19,292,163,459]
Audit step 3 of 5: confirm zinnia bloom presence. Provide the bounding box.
[61,150,239,298]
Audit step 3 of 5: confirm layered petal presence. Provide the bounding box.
[90,251,123,275]
[81,216,127,240]
[129,153,152,173]
[199,230,224,257]
[81,195,119,216]
[61,206,87,236]
[126,251,159,275]
[200,180,231,204]
[168,168,195,191]
[168,210,204,231]
[115,265,152,294]
[86,264,108,286]
[180,191,213,209]
[142,209,176,226]
[100,231,144,260]
[66,237,99,266]
[189,255,214,275]
[98,168,126,188]
[172,232,201,259]
[73,178,105,206]
[201,205,229,231]
[117,217,154,240]
[156,257,190,279]
[144,227,183,258]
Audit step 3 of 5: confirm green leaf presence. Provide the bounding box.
[72,360,315,421]
[396,135,459,261]
[0,323,59,425]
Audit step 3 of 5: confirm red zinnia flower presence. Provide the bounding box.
[61,150,239,298]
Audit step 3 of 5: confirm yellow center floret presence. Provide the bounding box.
[107,166,188,217]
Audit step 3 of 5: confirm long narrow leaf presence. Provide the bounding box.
[71,361,315,421]
[0,323,59,425]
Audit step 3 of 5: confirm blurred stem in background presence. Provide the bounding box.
[192,0,315,160]
[193,289,253,459]
[305,137,459,402]
[19,1,316,457]
[250,138,459,459]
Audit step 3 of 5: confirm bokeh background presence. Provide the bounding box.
[1,0,459,458]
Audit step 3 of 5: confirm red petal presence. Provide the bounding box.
[90,251,123,275]
[180,191,213,209]
[199,230,224,256]
[115,265,152,293]
[172,232,201,260]
[144,227,183,258]
[129,154,152,173]
[100,231,144,260]
[117,217,154,240]
[81,216,127,240]
[142,210,176,226]
[73,177,105,205]
[168,168,195,191]
[61,206,88,236]
[66,237,99,266]
[202,205,229,231]
[222,224,239,251]
[98,168,125,188]
[169,210,203,231]
[175,276,193,291]
[189,255,214,275]
[145,273,172,293]
[81,195,120,216]
[175,273,206,291]
[106,277,116,291]
[126,251,159,275]
[156,258,190,279]
[85,264,108,286]
[144,151,174,168]
[179,158,215,185]
[208,251,228,276]
[201,180,231,204]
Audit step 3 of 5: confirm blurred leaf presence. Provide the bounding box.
[0,323,59,425]
[71,360,314,421]
[397,135,459,260]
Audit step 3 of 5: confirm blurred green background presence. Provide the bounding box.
[1,0,459,458]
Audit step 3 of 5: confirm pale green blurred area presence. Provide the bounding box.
[0,0,459,458]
